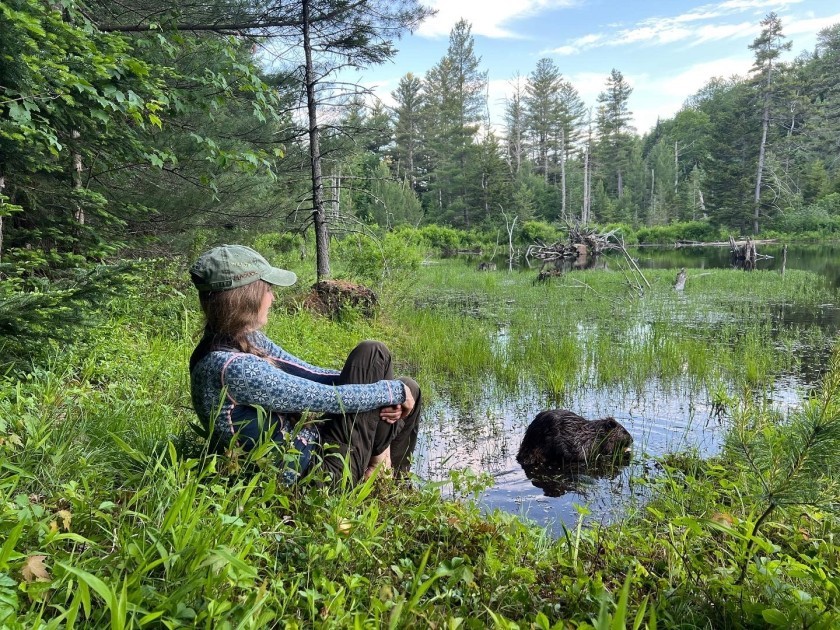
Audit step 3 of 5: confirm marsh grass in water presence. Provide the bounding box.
[1,257,839,627]
[397,263,833,399]
[396,261,836,534]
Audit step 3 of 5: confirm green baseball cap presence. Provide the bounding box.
[190,244,297,293]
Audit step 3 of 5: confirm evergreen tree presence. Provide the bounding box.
[595,69,634,201]
[804,24,840,191]
[524,58,562,184]
[503,74,527,177]
[422,20,487,227]
[555,80,587,220]
[749,12,791,234]
[701,80,757,231]
[391,73,425,191]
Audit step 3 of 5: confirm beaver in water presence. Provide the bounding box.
[517,409,633,469]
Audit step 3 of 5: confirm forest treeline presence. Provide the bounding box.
[3,3,840,263]
[1,1,840,354]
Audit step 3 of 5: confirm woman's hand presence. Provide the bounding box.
[400,383,415,419]
[379,405,401,424]
[379,383,415,423]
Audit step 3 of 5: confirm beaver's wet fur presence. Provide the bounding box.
[517,409,633,469]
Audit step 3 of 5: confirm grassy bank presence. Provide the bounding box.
[0,258,838,627]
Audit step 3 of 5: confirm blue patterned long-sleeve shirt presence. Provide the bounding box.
[190,331,406,446]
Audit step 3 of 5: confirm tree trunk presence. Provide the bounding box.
[617,168,623,199]
[302,0,330,280]
[674,140,679,195]
[650,168,655,218]
[560,128,566,221]
[515,127,521,175]
[0,174,5,264]
[71,130,84,224]
[542,137,548,184]
[582,145,590,224]
[753,97,770,235]
[407,143,415,190]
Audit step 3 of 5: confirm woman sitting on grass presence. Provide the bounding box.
[188,244,421,486]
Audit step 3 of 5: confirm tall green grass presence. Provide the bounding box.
[394,262,833,404]
[0,258,838,626]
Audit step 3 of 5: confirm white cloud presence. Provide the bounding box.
[548,33,604,55]
[629,56,754,132]
[416,0,578,39]
[784,12,840,35]
[691,21,757,44]
[547,0,811,54]
[718,0,802,11]
[566,71,611,104]
[656,57,752,97]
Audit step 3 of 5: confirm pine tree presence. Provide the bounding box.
[556,80,587,220]
[503,74,527,177]
[595,69,634,200]
[391,73,425,191]
[524,58,562,184]
[749,12,791,234]
[422,20,487,227]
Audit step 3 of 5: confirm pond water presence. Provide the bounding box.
[411,243,840,534]
[634,242,840,287]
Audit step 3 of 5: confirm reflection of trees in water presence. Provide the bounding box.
[521,458,631,498]
[417,395,516,478]
[631,244,840,286]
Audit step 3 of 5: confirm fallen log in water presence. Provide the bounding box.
[674,238,778,248]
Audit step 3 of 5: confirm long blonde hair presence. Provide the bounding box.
[197,279,271,355]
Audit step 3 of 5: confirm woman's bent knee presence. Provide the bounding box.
[354,340,390,357]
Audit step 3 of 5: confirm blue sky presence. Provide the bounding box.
[349,0,840,135]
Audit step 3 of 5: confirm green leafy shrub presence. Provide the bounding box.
[520,220,562,244]
[252,232,304,256]
[333,232,424,283]
[636,221,724,244]
[771,196,840,235]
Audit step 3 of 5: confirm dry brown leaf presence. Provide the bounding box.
[22,555,51,583]
[56,509,72,531]
[712,512,735,526]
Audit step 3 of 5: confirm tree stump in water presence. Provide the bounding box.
[303,280,378,317]
[730,235,759,270]
[674,267,687,291]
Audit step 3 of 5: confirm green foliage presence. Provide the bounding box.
[0,257,839,626]
[253,232,303,256]
[0,264,138,368]
[520,220,563,244]
[769,193,840,236]
[635,221,725,244]
[332,232,424,284]
[392,224,466,253]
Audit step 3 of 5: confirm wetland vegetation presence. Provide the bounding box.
[3,2,840,625]
[2,241,839,627]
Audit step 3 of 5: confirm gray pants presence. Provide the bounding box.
[317,341,421,485]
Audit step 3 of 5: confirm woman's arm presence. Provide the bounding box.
[251,332,341,385]
[222,354,405,415]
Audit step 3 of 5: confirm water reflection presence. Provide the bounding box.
[520,459,631,499]
[415,379,734,533]
[416,243,840,533]
[631,243,840,287]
